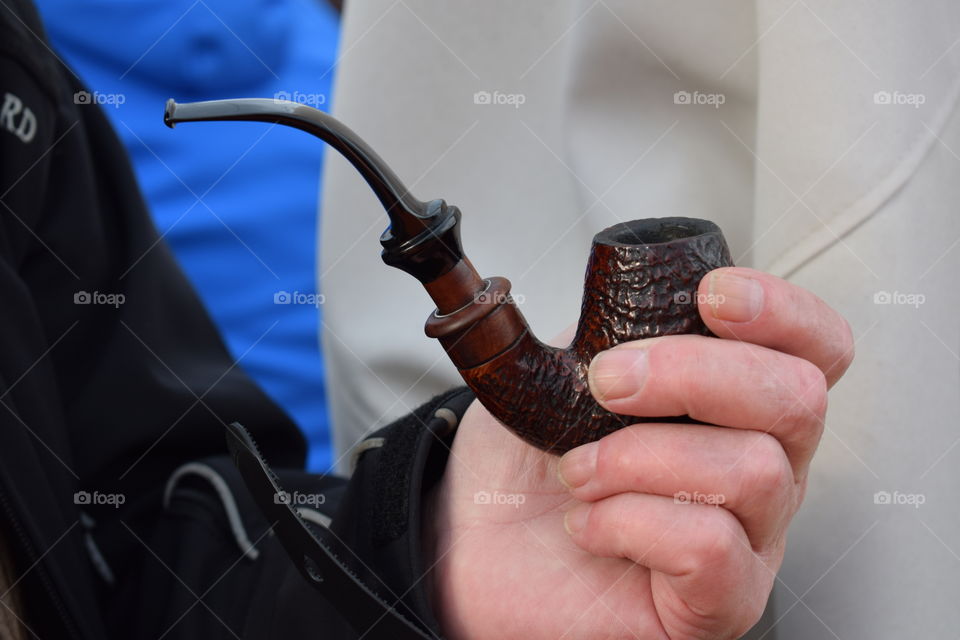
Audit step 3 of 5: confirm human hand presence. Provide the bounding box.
[423,267,854,639]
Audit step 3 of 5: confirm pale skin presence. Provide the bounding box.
[422,267,855,640]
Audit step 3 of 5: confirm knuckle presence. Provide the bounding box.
[590,497,633,555]
[740,433,793,499]
[735,594,770,638]
[684,511,741,572]
[595,431,635,481]
[832,316,856,378]
[674,338,710,416]
[774,358,827,429]
[794,359,828,421]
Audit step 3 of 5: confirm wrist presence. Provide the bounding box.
[421,468,465,639]
[420,477,441,617]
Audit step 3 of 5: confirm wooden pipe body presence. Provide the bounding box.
[423,217,733,453]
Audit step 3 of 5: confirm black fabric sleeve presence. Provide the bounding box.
[325,387,474,638]
[0,1,305,637]
[113,388,474,639]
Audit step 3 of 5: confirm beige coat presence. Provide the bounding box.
[320,1,960,636]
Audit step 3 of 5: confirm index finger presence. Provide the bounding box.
[698,267,854,387]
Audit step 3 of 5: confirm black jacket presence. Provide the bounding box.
[0,1,462,637]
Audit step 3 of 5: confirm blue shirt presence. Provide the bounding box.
[37,0,341,470]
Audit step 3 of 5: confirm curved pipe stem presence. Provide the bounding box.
[164,98,432,240]
[165,98,474,291]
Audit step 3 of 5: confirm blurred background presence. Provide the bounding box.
[35,0,342,471]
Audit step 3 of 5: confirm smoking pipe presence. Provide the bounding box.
[164,98,733,453]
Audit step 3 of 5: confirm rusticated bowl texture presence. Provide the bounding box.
[461,217,733,453]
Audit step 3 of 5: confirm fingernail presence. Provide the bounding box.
[558,442,598,490]
[563,502,591,536]
[588,348,649,402]
[709,272,764,323]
